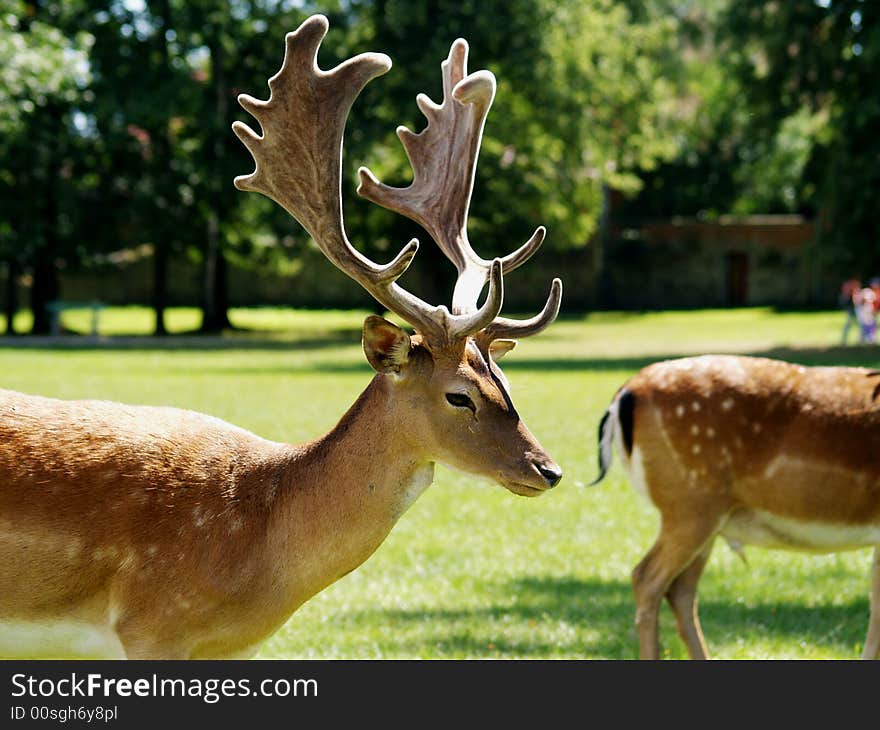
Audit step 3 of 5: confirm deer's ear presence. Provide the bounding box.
[363,316,411,374]
[488,338,517,362]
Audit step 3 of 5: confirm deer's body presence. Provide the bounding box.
[594,355,880,659]
[0,380,435,658]
[1,16,564,659]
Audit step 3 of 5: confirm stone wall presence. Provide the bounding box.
[1,215,837,317]
[603,215,833,309]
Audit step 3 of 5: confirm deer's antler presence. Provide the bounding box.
[357,36,561,341]
[233,15,503,343]
[476,278,562,346]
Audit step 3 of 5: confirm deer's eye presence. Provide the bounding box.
[445,393,476,412]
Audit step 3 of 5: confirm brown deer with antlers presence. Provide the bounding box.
[0,15,562,659]
[592,355,880,659]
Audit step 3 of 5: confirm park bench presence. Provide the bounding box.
[45,300,106,337]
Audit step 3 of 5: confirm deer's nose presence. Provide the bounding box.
[536,461,563,487]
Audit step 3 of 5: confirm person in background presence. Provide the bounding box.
[840,277,861,344]
[856,285,878,344]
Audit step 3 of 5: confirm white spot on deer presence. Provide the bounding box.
[692,401,701,412]
[264,479,278,506]
[64,538,83,560]
[764,456,783,479]
[692,444,701,455]
[193,506,208,529]
[752,423,762,434]
[120,550,138,571]
[147,545,158,557]
[691,424,700,436]
[706,426,715,438]
[229,516,243,533]
[721,398,734,412]
[93,546,118,562]
[675,405,685,418]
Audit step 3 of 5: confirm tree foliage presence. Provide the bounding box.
[349,1,688,247]
[626,0,878,283]
[722,0,879,275]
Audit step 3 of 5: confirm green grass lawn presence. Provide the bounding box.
[1,305,877,659]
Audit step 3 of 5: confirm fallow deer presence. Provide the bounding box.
[592,354,880,659]
[0,14,562,659]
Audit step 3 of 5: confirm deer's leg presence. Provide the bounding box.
[632,517,719,660]
[665,541,714,660]
[862,546,880,660]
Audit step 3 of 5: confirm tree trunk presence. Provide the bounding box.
[152,243,168,335]
[3,260,18,335]
[200,23,231,334]
[214,246,229,327]
[151,0,173,336]
[30,113,61,336]
[593,182,613,310]
[200,211,231,333]
[30,256,59,335]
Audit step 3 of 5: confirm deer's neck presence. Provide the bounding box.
[267,375,433,607]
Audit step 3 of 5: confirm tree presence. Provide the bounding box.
[70,0,213,335]
[173,0,309,332]
[0,1,93,334]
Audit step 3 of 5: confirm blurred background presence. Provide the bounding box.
[1,0,876,336]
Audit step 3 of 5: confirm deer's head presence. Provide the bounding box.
[233,15,562,495]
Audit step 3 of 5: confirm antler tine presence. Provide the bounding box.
[357,38,545,323]
[476,278,563,350]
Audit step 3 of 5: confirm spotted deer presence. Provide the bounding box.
[592,354,880,659]
[0,15,563,659]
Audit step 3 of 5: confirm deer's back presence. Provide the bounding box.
[0,388,286,620]
[624,355,880,525]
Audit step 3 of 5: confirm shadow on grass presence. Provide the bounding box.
[0,331,363,352]
[339,575,869,659]
[161,344,880,377]
[4,331,880,379]
[500,344,880,373]
[167,361,374,377]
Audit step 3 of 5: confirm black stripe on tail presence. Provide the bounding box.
[588,388,635,486]
[588,409,612,485]
[618,389,635,456]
